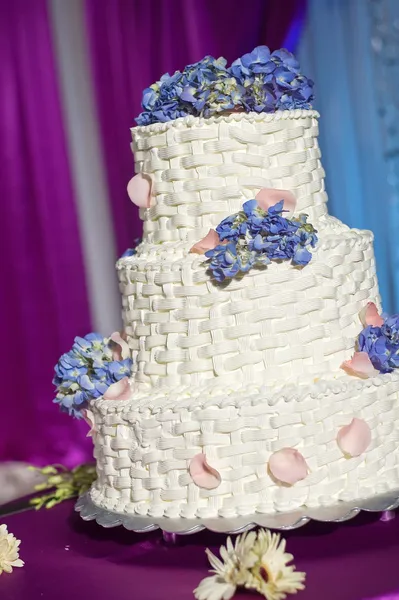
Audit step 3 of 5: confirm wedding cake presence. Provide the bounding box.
[54,47,399,520]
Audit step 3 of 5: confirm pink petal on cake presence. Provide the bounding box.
[341,352,378,379]
[82,409,96,437]
[268,448,308,485]
[337,418,371,457]
[359,302,384,327]
[127,173,152,208]
[255,188,297,213]
[189,454,221,490]
[189,229,220,255]
[110,331,130,360]
[103,377,131,401]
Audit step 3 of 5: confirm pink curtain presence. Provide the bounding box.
[84,0,304,255]
[0,0,92,466]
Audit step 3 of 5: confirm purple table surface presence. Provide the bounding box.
[1,502,399,600]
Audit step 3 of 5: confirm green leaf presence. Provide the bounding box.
[28,463,97,511]
[40,466,59,475]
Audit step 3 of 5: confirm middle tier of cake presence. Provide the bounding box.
[118,226,380,389]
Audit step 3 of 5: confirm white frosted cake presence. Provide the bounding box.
[54,47,399,520]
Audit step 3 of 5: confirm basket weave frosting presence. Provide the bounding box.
[88,110,399,519]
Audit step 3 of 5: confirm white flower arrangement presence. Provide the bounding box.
[0,524,24,575]
[194,528,305,600]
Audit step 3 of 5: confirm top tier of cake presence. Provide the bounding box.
[131,109,328,247]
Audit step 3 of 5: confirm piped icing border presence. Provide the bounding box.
[90,368,399,416]
[131,109,320,136]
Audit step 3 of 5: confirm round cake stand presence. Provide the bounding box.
[75,490,399,536]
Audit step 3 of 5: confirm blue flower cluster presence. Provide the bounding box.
[358,314,399,373]
[53,333,133,418]
[136,56,235,125]
[205,200,318,282]
[230,46,313,112]
[135,46,314,125]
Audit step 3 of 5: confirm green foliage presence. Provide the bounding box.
[29,464,97,510]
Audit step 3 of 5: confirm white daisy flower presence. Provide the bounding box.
[194,529,305,600]
[249,529,306,600]
[0,524,24,575]
[194,531,257,600]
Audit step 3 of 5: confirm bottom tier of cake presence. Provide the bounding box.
[88,372,399,519]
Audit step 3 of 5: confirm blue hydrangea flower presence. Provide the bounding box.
[203,77,243,117]
[78,374,97,392]
[135,47,314,125]
[207,199,317,281]
[136,56,241,124]
[239,79,278,114]
[58,393,74,409]
[356,313,399,374]
[121,237,142,259]
[276,74,314,111]
[179,56,230,112]
[122,248,135,258]
[53,332,133,418]
[108,359,133,380]
[358,326,392,373]
[294,222,318,248]
[241,200,299,241]
[216,213,243,242]
[59,352,84,369]
[228,46,314,113]
[62,363,87,382]
[251,232,293,260]
[136,70,188,125]
[72,333,103,357]
[85,332,104,343]
[230,46,273,79]
[270,48,300,72]
[381,314,399,344]
[238,200,263,234]
[206,242,259,282]
[262,201,297,236]
[292,245,312,266]
[274,67,297,90]
[73,390,89,406]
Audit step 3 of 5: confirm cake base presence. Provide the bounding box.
[76,489,399,534]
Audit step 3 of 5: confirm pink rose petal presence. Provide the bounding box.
[189,229,220,255]
[103,377,131,401]
[127,173,152,208]
[359,302,384,327]
[189,453,221,490]
[337,418,371,457]
[82,409,96,437]
[268,448,308,485]
[110,331,130,360]
[341,352,379,379]
[255,188,297,213]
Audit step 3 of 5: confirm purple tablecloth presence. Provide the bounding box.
[1,501,399,600]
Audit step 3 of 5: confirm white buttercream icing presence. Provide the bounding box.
[89,110,394,519]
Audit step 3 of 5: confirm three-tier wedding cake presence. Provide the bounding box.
[54,47,399,520]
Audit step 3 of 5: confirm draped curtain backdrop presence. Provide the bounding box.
[1,0,304,467]
[298,0,398,312]
[84,0,305,256]
[0,0,92,466]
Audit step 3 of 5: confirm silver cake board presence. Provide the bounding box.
[75,490,399,536]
